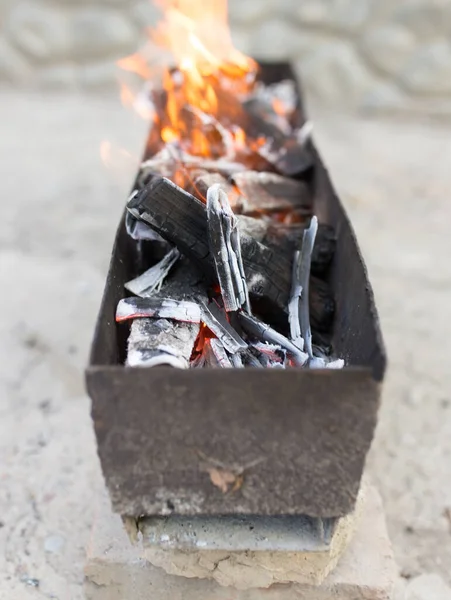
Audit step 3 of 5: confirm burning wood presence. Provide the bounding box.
[200,301,247,355]
[206,184,250,313]
[116,297,201,324]
[231,171,311,216]
[207,338,234,368]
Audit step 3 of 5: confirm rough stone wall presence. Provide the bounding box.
[2,0,451,117]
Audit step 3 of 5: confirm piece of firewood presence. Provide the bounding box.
[232,171,311,216]
[310,276,335,333]
[296,216,318,358]
[264,222,336,276]
[127,317,199,369]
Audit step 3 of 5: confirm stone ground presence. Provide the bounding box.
[0,91,450,600]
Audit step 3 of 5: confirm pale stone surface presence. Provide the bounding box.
[1,93,451,597]
[68,8,137,60]
[404,574,451,600]
[399,41,451,95]
[292,0,371,32]
[6,2,69,62]
[360,26,416,77]
[142,502,360,588]
[299,42,373,108]
[393,1,451,41]
[85,484,396,599]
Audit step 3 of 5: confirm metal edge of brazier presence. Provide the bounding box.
[85,61,386,520]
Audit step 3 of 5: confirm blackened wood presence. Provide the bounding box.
[297,216,318,358]
[231,171,311,216]
[200,301,247,355]
[116,297,201,324]
[264,223,336,276]
[311,225,336,276]
[206,184,250,312]
[310,276,335,333]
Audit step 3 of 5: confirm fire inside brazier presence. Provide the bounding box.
[86,5,386,527]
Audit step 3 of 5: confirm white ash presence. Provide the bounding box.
[200,300,247,355]
[288,248,304,351]
[298,216,318,358]
[127,318,200,369]
[116,297,201,324]
[126,209,165,242]
[125,248,180,298]
[206,184,251,313]
[296,121,314,146]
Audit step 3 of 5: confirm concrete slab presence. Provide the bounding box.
[85,484,396,600]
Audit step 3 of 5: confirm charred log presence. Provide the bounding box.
[127,317,200,369]
[231,171,311,216]
[310,277,335,333]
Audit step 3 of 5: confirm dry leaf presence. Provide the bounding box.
[231,473,244,493]
[207,467,237,493]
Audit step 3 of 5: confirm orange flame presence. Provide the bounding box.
[118,0,258,161]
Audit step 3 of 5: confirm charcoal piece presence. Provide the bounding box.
[127,318,199,369]
[310,277,335,333]
[200,301,247,355]
[116,297,201,324]
[207,338,233,368]
[125,248,180,298]
[243,350,264,368]
[128,178,211,277]
[311,225,336,276]
[236,215,268,243]
[264,223,336,276]
[298,216,318,358]
[206,184,250,313]
[251,342,287,368]
[231,171,311,216]
[288,249,303,351]
[230,353,245,368]
[257,136,314,178]
[126,209,165,243]
[153,257,208,303]
[238,312,308,367]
